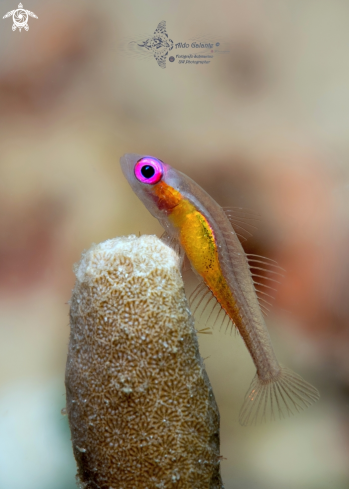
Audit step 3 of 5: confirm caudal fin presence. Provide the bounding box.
[239,367,320,426]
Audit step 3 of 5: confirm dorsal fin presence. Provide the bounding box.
[222,206,260,242]
[222,205,285,313]
[246,253,285,313]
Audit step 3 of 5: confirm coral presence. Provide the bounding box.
[65,235,224,489]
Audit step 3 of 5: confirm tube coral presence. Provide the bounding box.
[65,235,224,489]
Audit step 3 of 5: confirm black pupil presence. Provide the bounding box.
[141,165,155,179]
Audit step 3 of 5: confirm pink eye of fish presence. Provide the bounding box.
[134,157,163,185]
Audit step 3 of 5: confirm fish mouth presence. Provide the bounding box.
[120,153,143,170]
[120,153,144,185]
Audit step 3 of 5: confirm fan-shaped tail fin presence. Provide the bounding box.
[239,367,320,426]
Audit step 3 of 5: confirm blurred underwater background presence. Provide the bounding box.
[0,0,349,488]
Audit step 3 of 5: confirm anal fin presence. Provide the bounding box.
[160,231,186,269]
[189,280,237,334]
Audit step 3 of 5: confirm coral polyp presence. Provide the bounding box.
[65,235,223,488]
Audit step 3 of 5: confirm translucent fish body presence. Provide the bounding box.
[120,154,320,425]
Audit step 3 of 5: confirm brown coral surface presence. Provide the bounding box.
[65,235,223,489]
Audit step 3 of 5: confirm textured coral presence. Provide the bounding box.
[65,235,223,489]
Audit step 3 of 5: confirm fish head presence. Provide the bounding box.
[120,154,184,221]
